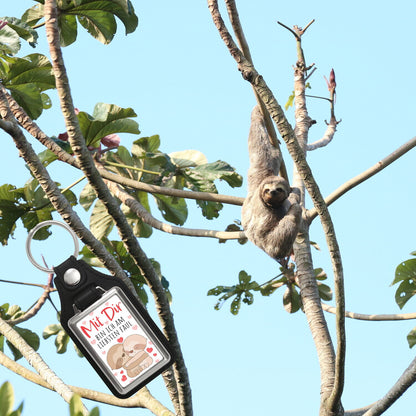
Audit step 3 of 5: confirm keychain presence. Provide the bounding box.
[26,220,174,398]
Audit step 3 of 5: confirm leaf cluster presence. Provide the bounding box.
[208,267,332,315]
[0,179,77,246]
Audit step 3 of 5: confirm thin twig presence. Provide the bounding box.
[307,137,416,222]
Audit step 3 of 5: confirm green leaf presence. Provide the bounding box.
[121,201,153,238]
[154,194,188,226]
[78,103,140,148]
[392,258,416,309]
[89,200,114,240]
[230,294,241,315]
[407,327,416,348]
[238,270,251,286]
[0,381,14,416]
[55,330,70,354]
[69,394,84,416]
[79,182,97,211]
[2,54,55,119]
[0,184,27,245]
[191,161,243,188]
[60,0,138,45]
[7,327,40,361]
[283,285,301,314]
[0,24,20,57]
[314,268,327,281]
[169,150,208,168]
[42,324,62,339]
[21,4,44,27]
[317,282,333,301]
[285,91,295,111]
[2,17,38,47]
[58,14,78,47]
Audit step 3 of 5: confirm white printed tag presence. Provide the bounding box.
[68,287,171,396]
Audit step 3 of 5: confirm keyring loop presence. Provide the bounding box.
[26,220,79,273]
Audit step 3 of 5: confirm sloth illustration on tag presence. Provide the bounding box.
[68,287,169,393]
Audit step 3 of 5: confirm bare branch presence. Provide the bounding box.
[0,318,88,414]
[0,351,174,415]
[44,2,192,413]
[322,303,416,321]
[361,356,416,416]
[225,0,289,181]
[106,181,245,240]
[307,137,416,222]
[207,2,345,412]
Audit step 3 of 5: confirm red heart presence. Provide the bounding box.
[121,375,127,382]
[146,347,153,353]
[117,337,123,343]
[120,370,124,374]
[153,353,157,356]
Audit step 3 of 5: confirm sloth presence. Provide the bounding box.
[241,106,302,262]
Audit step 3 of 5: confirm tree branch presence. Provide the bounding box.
[207,2,345,413]
[224,0,289,181]
[322,303,416,321]
[0,319,88,414]
[307,136,416,222]
[0,351,174,415]
[44,2,192,413]
[361,356,416,416]
[106,180,245,240]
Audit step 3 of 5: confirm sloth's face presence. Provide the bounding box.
[261,181,289,207]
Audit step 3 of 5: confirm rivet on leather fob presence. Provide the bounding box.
[26,221,174,398]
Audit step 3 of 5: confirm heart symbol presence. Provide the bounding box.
[132,325,138,331]
[117,337,123,343]
[114,372,118,376]
[121,375,127,382]
[102,351,106,355]
[146,347,153,353]
[127,315,132,319]
[153,353,157,357]
[91,339,96,345]
[120,370,124,374]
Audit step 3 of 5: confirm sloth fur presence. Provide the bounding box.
[241,107,302,261]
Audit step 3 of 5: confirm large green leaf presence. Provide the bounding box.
[0,185,27,245]
[89,199,114,240]
[0,180,77,245]
[0,23,21,57]
[154,194,188,226]
[392,258,416,309]
[2,17,38,47]
[77,103,140,148]
[2,54,55,120]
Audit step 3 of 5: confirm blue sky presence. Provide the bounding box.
[1,1,416,415]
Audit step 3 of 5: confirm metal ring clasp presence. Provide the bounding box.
[26,220,79,273]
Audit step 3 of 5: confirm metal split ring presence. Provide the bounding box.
[26,220,79,273]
